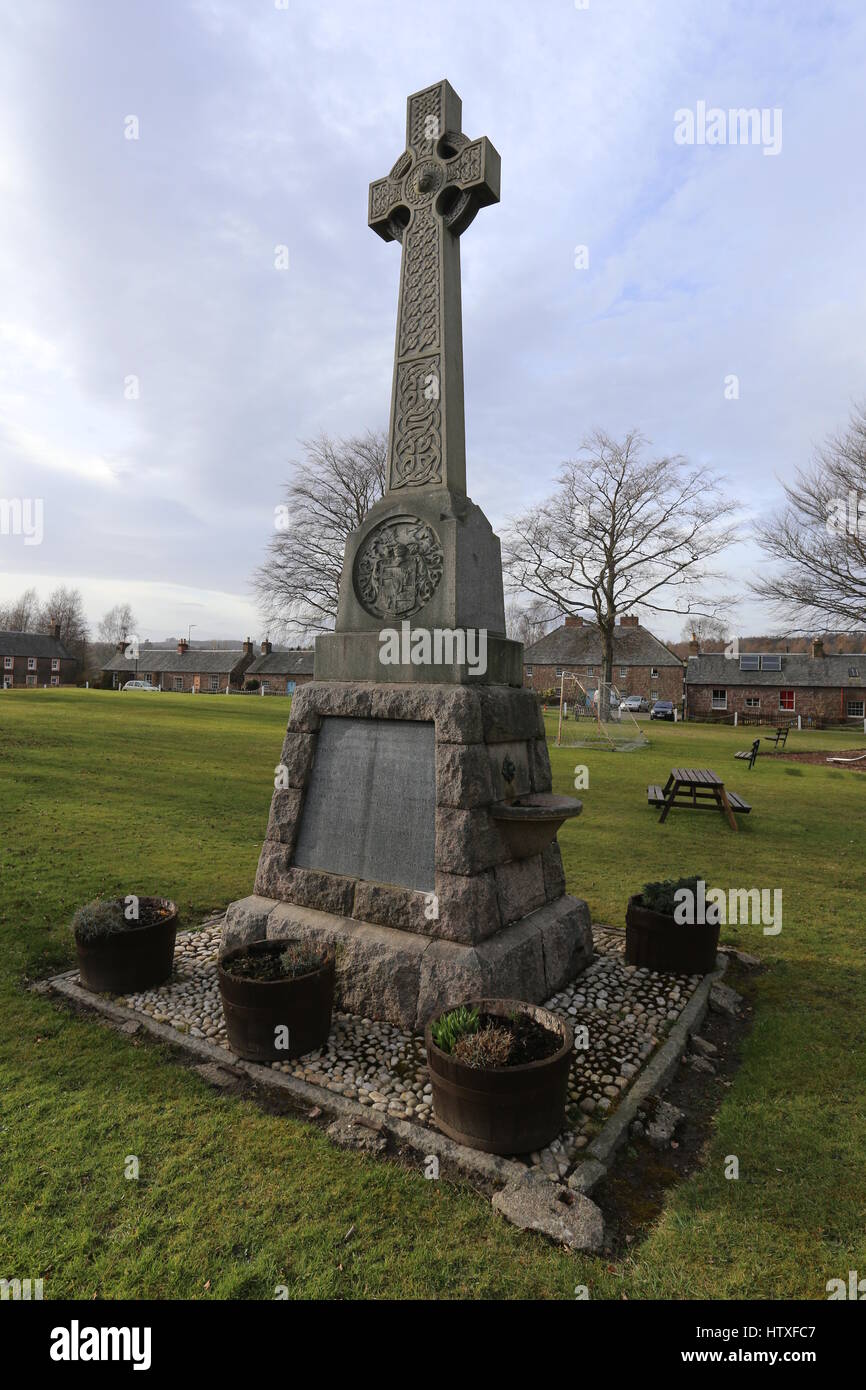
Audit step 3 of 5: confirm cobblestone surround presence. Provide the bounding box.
[85,920,701,1184]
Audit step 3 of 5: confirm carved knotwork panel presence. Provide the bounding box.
[353,515,444,619]
[397,206,440,357]
[391,354,442,488]
[408,84,442,153]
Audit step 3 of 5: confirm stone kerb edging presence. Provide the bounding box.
[36,941,728,1246]
[568,948,728,1191]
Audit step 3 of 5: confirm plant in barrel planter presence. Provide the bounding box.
[625,874,720,975]
[218,939,335,1062]
[425,998,573,1155]
[73,896,178,994]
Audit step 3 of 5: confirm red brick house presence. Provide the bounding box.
[1,625,76,688]
[685,637,866,725]
[243,641,314,694]
[523,615,684,706]
[102,639,255,692]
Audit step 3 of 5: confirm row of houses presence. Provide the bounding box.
[102,639,314,693]
[0,625,77,688]
[0,629,315,693]
[4,620,864,724]
[522,618,866,725]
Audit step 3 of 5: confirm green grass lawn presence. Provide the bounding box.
[1,688,864,1299]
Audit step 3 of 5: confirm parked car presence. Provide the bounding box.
[620,695,649,713]
[650,699,675,721]
[122,680,159,692]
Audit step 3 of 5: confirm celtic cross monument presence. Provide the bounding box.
[370,79,500,497]
[315,80,519,685]
[224,81,592,1030]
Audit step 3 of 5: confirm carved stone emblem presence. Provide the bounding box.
[354,515,444,619]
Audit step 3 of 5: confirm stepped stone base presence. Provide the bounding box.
[221,892,593,1032]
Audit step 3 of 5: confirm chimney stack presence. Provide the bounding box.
[177,638,189,655]
[688,632,700,658]
[52,621,61,640]
[811,637,825,660]
[116,640,126,654]
[619,614,639,628]
[563,615,583,628]
[260,639,272,655]
[243,637,254,656]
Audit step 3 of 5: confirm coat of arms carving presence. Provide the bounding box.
[353,515,444,619]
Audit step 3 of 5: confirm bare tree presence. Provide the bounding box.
[753,404,866,630]
[680,615,730,645]
[39,585,89,668]
[503,430,736,715]
[505,597,558,645]
[98,603,137,643]
[0,586,41,631]
[254,430,387,640]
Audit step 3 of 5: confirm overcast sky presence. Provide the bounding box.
[1,0,865,643]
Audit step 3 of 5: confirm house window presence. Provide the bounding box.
[26,674,36,687]
[27,657,36,671]
[779,689,795,711]
[651,667,659,679]
[711,689,727,710]
[3,656,12,670]
[209,676,219,692]
[555,668,563,678]
[526,665,533,677]
[745,696,761,708]
[651,690,659,701]
[2,675,12,688]
[619,666,627,678]
[173,676,183,692]
[586,666,594,677]
[50,676,59,687]
[261,681,271,693]
[847,700,864,718]
[51,658,60,672]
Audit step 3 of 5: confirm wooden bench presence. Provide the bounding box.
[734,738,761,770]
[764,725,790,750]
[725,791,751,814]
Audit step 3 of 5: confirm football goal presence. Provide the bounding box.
[550,672,647,751]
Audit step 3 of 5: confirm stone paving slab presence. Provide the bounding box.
[44,917,707,1188]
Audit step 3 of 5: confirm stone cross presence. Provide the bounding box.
[369,80,500,497]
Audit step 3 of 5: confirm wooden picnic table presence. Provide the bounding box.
[647,767,750,831]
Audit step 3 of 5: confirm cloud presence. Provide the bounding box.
[1,0,865,640]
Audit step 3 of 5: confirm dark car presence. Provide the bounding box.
[650,700,675,721]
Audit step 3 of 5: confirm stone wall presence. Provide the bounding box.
[2,656,75,687]
[686,683,860,723]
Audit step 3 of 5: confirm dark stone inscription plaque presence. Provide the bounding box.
[293,717,435,892]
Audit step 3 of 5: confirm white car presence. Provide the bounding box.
[122,680,160,692]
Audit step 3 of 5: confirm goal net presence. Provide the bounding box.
[548,673,647,751]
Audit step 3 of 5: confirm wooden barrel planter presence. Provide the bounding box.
[425,998,573,1155]
[625,894,720,974]
[75,897,178,994]
[218,940,335,1062]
